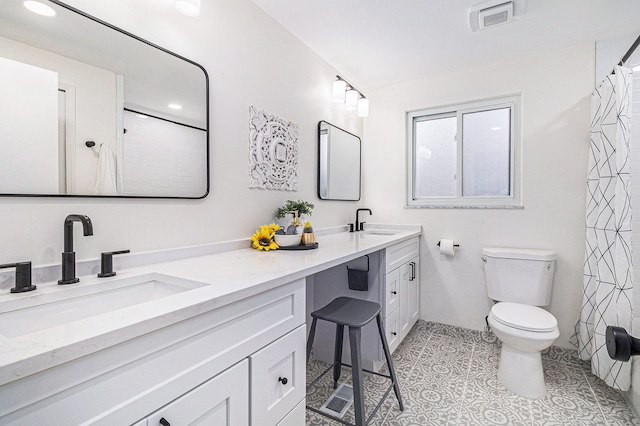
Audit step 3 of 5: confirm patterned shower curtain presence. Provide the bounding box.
[574,65,633,390]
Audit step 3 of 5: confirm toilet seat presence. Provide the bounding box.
[490,302,557,333]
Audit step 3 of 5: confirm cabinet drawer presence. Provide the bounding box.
[251,325,306,426]
[385,237,419,273]
[143,359,249,426]
[385,308,400,354]
[383,268,400,317]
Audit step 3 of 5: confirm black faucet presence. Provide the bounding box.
[59,214,93,285]
[355,208,372,232]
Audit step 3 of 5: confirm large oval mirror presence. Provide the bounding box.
[0,0,209,198]
[318,121,361,201]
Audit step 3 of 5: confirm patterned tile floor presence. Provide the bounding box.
[306,320,640,425]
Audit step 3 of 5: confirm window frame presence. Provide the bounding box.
[406,95,522,208]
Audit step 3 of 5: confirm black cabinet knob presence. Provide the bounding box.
[159,418,170,426]
[278,377,288,385]
[0,261,36,293]
[391,291,397,295]
[391,332,397,336]
[98,250,130,278]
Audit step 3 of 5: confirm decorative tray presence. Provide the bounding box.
[278,242,319,251]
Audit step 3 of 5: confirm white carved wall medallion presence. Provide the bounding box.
[249,106,299,191]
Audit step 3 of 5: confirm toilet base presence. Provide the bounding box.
[497,344,546,399]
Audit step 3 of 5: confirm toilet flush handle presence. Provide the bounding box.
[481,257,487,263]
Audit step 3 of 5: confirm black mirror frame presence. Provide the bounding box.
[317,120,361,201]
[1,0,210,199]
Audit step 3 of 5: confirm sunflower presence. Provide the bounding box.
[251,224,280,251]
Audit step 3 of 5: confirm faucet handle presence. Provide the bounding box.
[0,261,36,293]
[359,222,366,231]
[98,250,131,278]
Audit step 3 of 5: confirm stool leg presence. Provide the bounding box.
[333,324,344,388]
[376,314,403,411]
[306,318,317,365]
[349,326,366,426]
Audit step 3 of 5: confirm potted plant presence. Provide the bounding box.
[275,199,314,228]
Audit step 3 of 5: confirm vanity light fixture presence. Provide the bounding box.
[332,75,369,118]
[168,103,183,110]
[175,0,201,17]
[23,1,56,17]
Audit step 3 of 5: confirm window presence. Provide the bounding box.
[407,95,521,208]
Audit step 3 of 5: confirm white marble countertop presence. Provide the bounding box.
[0,224,420,386]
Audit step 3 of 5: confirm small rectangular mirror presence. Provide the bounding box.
[318,121,361,201]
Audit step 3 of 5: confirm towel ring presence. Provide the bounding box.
[347,254,370,272]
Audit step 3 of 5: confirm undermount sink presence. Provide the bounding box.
[0,273,206,338]
[365,229,400,235]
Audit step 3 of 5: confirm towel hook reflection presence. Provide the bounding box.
[85,140,102,154]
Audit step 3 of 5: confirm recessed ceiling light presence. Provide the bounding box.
[175,0,201,17]
[168,104,182,110]
[23,1,56,17]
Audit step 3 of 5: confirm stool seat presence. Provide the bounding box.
[306,296,403,426]
[311,297,381,327]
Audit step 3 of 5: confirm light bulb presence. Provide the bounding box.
[345,89,358,111]
[332,80,346,103]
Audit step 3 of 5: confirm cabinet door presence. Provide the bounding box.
[408,257,420,329]
[383,268,400,317]
[399,261,411,338]
[385,308,401,354]
[250,325,306,426]
[399,257,420,340]
[144,359,249,426]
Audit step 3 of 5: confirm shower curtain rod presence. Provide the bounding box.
[618,34,640,67]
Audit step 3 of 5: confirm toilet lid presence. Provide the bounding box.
[491,302,557,332]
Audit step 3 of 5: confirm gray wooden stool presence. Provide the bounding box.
[306,297,404,426]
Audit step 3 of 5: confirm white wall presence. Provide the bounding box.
[363,43,595,348]
[0,0,362,268]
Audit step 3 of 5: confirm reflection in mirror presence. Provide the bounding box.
[0,0,209,198]
[318,121,361,201]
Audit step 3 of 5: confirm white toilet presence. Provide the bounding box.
[482,247,559,399]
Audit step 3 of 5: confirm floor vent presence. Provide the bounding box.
[319,383,354,419]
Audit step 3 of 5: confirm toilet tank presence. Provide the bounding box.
[482,247,556,306]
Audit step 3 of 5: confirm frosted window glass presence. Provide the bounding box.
[462,108,511,197]
[414,116,457,198]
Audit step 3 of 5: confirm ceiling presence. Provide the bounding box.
[252,0,640,90]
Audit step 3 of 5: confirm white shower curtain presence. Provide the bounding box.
[574,65,633,390]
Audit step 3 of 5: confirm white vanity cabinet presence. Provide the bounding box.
[0,279,306,426]
[383,237,420,353]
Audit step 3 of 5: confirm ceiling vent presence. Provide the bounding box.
[469,0,524,32]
